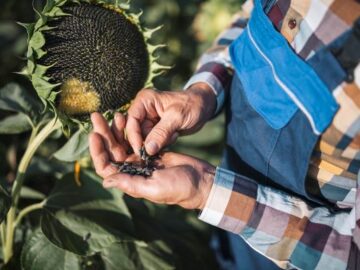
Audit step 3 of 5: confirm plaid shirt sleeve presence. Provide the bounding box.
[183,15,249,115]
[199,167,359,270]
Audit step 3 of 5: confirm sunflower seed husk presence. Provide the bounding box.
[110,148,159,177]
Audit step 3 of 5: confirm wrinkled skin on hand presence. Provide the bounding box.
[89,112,215,210]
[125,83,216,155]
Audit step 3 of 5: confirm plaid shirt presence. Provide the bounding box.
[185,0,360,269]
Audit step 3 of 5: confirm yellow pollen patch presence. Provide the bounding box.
[58,78,100,115]
[119,101,132,112]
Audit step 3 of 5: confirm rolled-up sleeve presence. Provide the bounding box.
[184,17,248,116]
[200,167,359,270]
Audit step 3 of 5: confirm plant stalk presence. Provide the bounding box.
[0,222,6,258]
[3,208,15,263]
[12,117,61,205]
[28,126,38,146]
[3,117,61,263]
[13,200,45,228]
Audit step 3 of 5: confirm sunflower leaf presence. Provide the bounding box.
[27,56,35,74]
[47,90,59,104]
[0,83,43,118]
[43,0,67,13]
[20,186,46,200]
[45,6,68,17]
[21,230,82,270]
[101,241,175,270]
[53,129,89,162]
[17,22,35,41]
[35,48,47,59]
[31,76,58,99]
[29,31,46,51]
[0,113,32,134]
[34,64,51,77]
[34,13,48,32]
[41,169,135,256]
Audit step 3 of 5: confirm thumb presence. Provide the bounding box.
[144,113,180,155]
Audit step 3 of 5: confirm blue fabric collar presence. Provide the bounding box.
[229,0,339,134]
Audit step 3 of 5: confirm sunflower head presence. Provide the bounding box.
[22,0,169,125]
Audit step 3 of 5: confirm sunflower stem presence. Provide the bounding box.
[1,222,6,258]
[14,200,45,228]
[3,117,61,263]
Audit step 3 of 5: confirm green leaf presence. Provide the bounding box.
[43,0,68,13]
[43,0,59,13]
[53,129,89,162]
[29,31,46,50]
[101,241,175,270]
[17,22,35,41]
[27,56,35,74]
[34,15,48,32]
[41,170,134,256]
[20,186,46,200]
[31,75,58,99]
[0,83,43,116]
[45,6,68,17]
[178,114,224,147]
[0,113,32,134]
[47,89,59,104]
[28,156,73,178]
[21,232,174,270]
[0,185,11,223]
[26,46,34,58]
[21,230,82,270]
[125,198,218,269]
[34,64,51,77]
[35,48,47,59]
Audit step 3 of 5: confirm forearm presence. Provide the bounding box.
[186,82,217,124]
[199,167,358,270]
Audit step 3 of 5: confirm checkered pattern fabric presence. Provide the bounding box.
[199,168,356,269]
[185,0,360,269]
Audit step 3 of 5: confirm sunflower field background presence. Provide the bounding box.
[0,0,243,268]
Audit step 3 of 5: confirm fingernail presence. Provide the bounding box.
[145,141,159,155]
[115,112,123,121]
[90,113,96,123]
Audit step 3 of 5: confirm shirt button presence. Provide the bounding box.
[288,19,297,29]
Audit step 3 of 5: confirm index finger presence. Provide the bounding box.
[126,89,160,154]
[125,115,144,155]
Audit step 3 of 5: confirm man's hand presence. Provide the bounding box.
[89,112,139,178]
[126,83,216,155]
[89,112,215,210]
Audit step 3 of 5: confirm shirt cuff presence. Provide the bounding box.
[184,63,232,116]
[199,167,258,234]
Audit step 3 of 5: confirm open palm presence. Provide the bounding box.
[89,112,215,210]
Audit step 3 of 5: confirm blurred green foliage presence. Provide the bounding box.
[0,0,244,267]
[0,0,245,177]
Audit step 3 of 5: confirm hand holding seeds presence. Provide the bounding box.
[110,146,159,177]
[89,112,215,210]
[126,83,217,156]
